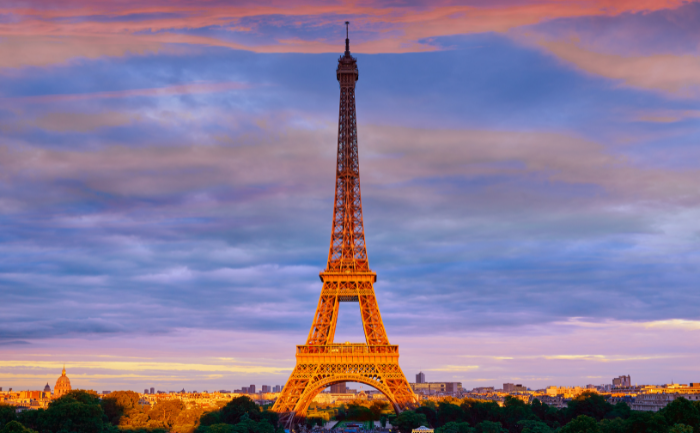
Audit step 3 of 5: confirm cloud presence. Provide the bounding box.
[428,365,480,372]
[0,0,690,68]
[26,111,139,132]
[534,38,700,97]
[3,82,250,104]
[642,319,700,330]
[0,360,291,374]
[0,35,165,68]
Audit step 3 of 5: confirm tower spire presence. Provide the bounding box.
[345,21,350,55]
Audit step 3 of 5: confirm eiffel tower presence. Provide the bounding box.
[272,23,418,425]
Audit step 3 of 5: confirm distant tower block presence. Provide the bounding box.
[331,382,347,393]
[271,22,417,427]
[416,372,425,384]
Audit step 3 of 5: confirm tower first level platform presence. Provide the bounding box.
[274,342,416,417]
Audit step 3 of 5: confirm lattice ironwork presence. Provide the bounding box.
[272,23,417,428]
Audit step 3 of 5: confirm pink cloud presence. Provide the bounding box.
[0,0,690,67]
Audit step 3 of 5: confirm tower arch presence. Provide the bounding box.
[294,376,402,416]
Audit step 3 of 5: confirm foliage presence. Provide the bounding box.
[36,390,106,433]
[437,403,465,427]
[559,415,600,433]
[598,418,625,433]
[566,392,613,422]
[669,424,694,433]
[623,411,668,433]
[9,388,700,433]
[101,391,141,425]
[220,397,260,425]
[661,398,700,432]
[394,411,429,433]
[0,405,17,429]
[516,420,553,433]
[345,404,374,422]
[369,402,390,420]
[0,421,38,433]
[473,420,507,433]
[415,406,438,428]
[606,402,631,421]
[435,421,473,433]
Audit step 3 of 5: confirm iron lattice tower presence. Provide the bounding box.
[272,23,418,425]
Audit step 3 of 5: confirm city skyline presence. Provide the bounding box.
[2,0,700,392]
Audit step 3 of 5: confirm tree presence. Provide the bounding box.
[501,397,532,430]
[394,411,428,433]
[559,415,600,433]
[101,390,141,425]
[566,393,612,422]
[517,420,553,433]
[599,418,625,433]
[474,421,507,433]
[605,402,630,421]
[0,421,37,433]
[415,406,438,428]
[623,412,668,433]
[461,401,500,426]
[220,397,261,424]
[669,425,694,433]
[531,400,548,421]
[347,404,374,421]
[230,417,274,433]
[0,405,17,430]
[662,398,700,431]
[437,403,465,427]
[40,390,106,433]
[260,410,279,428]
[207,424,236,433]
[436,421,473,433]
[148,400,185,428]
[201,411,223,427]
[370,402,390,421]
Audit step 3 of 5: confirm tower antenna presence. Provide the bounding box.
[345,21,350,54]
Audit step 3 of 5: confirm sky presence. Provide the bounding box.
[1,0,700,393]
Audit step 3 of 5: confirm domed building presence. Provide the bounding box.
[54,367,72,398]
[44,383,51,392]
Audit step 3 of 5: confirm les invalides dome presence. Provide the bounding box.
[54,366,72,398]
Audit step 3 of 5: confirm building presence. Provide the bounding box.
[273,385,281,393]
[43,383,51,393]
[473,387,495,393]
[411,382,462,395]
[249,385,255,394]
[504,383,528,392]
[144,389,149,394]
[150,387,155,394]
[330,383,347,393]
[416,372,425,384]
[613,375,631,388]
[54,367,72,398]
[262,385,271,393]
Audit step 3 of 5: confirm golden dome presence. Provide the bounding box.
[54,366,72,398]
